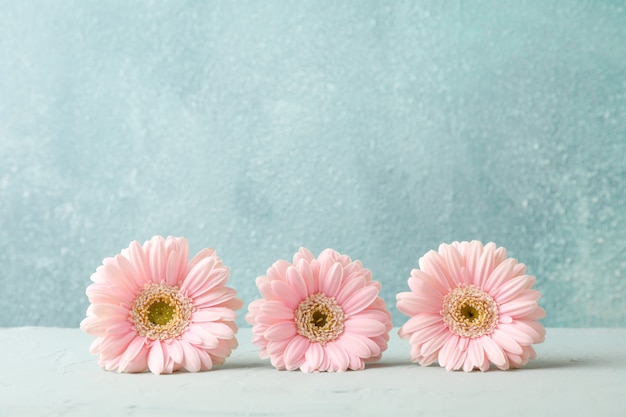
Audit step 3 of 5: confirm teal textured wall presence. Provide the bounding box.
[1,1,625,328]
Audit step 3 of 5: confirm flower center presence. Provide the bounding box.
[147,300,175,326]
[130,283,193,340]
[441,285,498,338]
[295,293,345,344]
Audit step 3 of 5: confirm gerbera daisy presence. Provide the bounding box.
[397,241,546,372]
[80,236,242,374]
[246,248,392,372]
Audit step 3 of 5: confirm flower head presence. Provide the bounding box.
[396,241,546,372]
[80,236,242,374]
[246,248,392,372]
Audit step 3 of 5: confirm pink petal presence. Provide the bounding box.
[266,260,291,281]
[439,335,462,371]
[335,276,366,305]
[492,275,533,303]
[480,336,508,369]
[116,254,146,290]
[165,250,181,287]
[147,341,166,374]
[341,285,379,316]
[474,242,496,288]
[344,318,386,337]
[324,341,349,372]
[188,248,216,271]
[173,238,190,279]
[283,336,309,370]
[337,333,372,358]
[466,241,483,286]
[296,258,317,294]
[491,329,523,354]
[293,247,315,264]
[265,321,297,341]
[439,244,464,288]
[270,280,300,309]
[304,342,324,371]
[396,292,442,315]
[198,349,213,371]
[260,300,295,321]
[483,258,517,293]
[167,339,184,364]
[91,303,130,319]
[349,309,390,324]
[498,299,542,318]
[286,266,309,301]
[149,237,166,283]
[192,310,222,322]
[419,251,453,292]
[180,340,201,372]
[203,322,235,340]
[418,328,450,359]
[399,314,443,337]
[266,338,291,356]
[186,325,219,349]
[193,288,237,308]
[320,262,343,298]
[179,257,218,295]
[409,322,445,347]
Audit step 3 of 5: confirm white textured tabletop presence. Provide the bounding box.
[1,327,625,417]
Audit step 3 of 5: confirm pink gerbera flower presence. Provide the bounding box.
[246,248,392,372]
[80,236,242,374]
[397,241,546,372]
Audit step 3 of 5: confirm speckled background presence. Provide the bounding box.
[1,1,625,328]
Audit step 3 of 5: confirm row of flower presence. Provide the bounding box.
[81,236,545,374]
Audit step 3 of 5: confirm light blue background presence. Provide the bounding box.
[1,1,625,328]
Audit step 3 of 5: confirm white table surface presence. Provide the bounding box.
[1,327,625,417]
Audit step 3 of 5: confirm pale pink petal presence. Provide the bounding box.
[335,276,366,305]
[260,300,295,321]
[192,310,222,322]
[303,342,324,371]
[337,333,372,358]
[295,258,317,294]
[166,339,184,364]
[419,251,453,291]
[179,256,217,295]
[324,341,349,372]
[293,247,315,264]
[492,275,534,303]
[344,318,386,337]
[480,336,508,369]
[491,329,524,354]
[398,314,443,337]
[286,266,308,301]
[320,262,343,298]
[148,236,166,283]
[483,258,517,293]
[341,285,379,315]
[197,348,213,371]
[270,280,300,309]
[283,336,309,370]
[265,321,297,341]
[180,340,202,372]
[165,250,180,287]
[147,341,166,375]
[474,242,496,288]
[188,248,216,271]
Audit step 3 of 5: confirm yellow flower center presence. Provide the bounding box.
[295,293,345,344]
[442,285,498,338]
[130,283,193,340]
[147,300,175,326]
